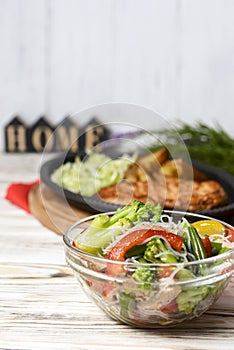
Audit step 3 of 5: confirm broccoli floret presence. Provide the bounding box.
[143,238,178,264]
[116,217,133,229]
[132,258,154,290]
[119,291,135,319]
[176,286,211,314]
[74,200,145,255]
[131,238,180,290]
[133,202,162,225]
[107,200,145,226]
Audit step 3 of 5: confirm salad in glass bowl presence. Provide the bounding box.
[63,201,234,327]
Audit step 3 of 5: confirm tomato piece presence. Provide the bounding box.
[157,265,175,279]
[227,228,234,243]
[201,237,213,258]
[105,229,183,276]
[160,299,178,314]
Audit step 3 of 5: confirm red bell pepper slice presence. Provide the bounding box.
[105,229,183,276]
[105,229,183,261]
[201,237,213,258]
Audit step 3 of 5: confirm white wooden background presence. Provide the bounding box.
[1,0,234,151]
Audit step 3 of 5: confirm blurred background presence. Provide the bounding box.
[1,0,234,151]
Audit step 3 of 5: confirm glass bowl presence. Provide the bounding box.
[63,211,234,328]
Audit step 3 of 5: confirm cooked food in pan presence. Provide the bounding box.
[51,148,228,212]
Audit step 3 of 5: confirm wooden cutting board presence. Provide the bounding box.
[28,183,91,235]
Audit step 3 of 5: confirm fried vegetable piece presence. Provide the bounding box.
[124,163,147,182]
[137,147,169,173]
[160,158,208,181]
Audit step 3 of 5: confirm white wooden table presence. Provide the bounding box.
[0,153,234,350]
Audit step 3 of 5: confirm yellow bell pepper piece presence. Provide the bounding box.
[192,220,225,238]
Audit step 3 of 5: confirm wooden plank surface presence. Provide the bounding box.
[28,183,90,235]
[0,154,234,350]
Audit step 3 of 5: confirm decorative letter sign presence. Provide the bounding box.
[4,116,110,153]
[5,116,27,152]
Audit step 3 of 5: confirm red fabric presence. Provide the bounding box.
[5,180,40,214]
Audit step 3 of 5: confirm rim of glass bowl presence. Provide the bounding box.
[63,210,234,269]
